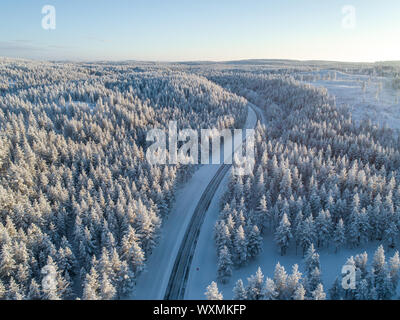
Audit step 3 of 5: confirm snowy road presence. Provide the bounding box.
[164,164,232,299]
[130,103,259,300]
[184,104,265,300]
[165,104,261,300]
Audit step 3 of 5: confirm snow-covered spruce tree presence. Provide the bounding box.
[247,225,263,259]
[333,219,346,253]
[315,210,332,248]
[233,225,248,266]
[217,246,233,284]
[205,282,223,301]
[329,277,343,300]
[293,284,306,300]
[311,284,326,300]
[233,279,247,300]
[274,213,292,256]
[273,263,288,299]
[264,278,278,300]
[0,279,5,299]
[286,264,302,300]
[303,244,323,296]
[304,244,320,278]
[246,267,265,300]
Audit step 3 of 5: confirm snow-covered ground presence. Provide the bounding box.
[130,104,256,300]
[302,70,400,131]
[187,225,393,299]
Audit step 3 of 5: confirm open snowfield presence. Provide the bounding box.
[302,70,400,131]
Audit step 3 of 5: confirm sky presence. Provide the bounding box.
[0,0,399,62]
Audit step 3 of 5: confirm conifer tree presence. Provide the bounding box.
[233,279,247,300]
[246,267,265,300]
[333,219,346,253]
[274,213,292,256]
[217,246,233,284]
[205,282,223,300]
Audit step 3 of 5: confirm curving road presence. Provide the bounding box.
[164,104,262,300]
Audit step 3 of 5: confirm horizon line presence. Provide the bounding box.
[1,55,400,65]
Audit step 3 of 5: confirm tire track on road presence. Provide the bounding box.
[164,104,262,300]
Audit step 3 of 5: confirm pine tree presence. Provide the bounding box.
[274,213,292,256]
[205,282,223,300]
[389,251,400,291]
[310,189,322,216]
[355,279,370,300]
[27,279,41,300]
[348,209,360,248]
[234,225,248,265]
[333,219,346,253]
[292,284,306,300]
[233,279,247,300]
[264,278,278,300]
[315,210,332,248]
[129,240,145,274]
[246,267,265,300]
[287,264,302,299]
[7,277,24,300]
[82,267,100,300]
[293,210,304,255]
[121,226,145,274]
[305,267,323,295]
[256,195,269,231]
[304,244,320,276]
[384,214,398,249]
[371,245,392,299]
[312,284,326,300]
[0,279,5,299]
[299,215,316,255]
[247,225,263,259]
[273,263,288,299]
[329,277,343,300]
[100,272,116,300]
[217,246,233,284]
[0,242,16,278]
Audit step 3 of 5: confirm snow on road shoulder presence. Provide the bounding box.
[185,106,257,300]
[130,105,255,300]
[131,164,220,300]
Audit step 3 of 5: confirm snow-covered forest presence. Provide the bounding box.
[1,58,400,300]
[200,66,400,300]
[0,58,247,300]
[206,245,400,300]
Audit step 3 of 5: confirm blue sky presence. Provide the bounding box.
[1,0,399,62]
